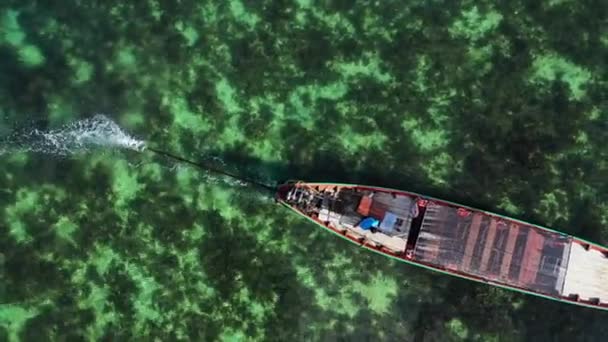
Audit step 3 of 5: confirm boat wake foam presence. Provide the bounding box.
[1,114,146,156]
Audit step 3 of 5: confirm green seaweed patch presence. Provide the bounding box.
[124,262,162,332]
[249,216,295,254]
[574,130,589,149]
[200,2,219,25]
[139,162,163,183]
[0,304,38,342]
[0,9,25,46]
[90,243,122,277]
[496,196,523,216]
[164,94,211,133]
[174,21,199,47]
[67,57,94,84]
[0,9,45,67]
[229,0,260,30]
[587,107,600,120]
[286,81,348,131]
[176,248,201,270]
[449,6,503,41]
[244,98,285,160]
[335,125,387,157]
[250,139,282,163]
[295,256,362,318]
[295,264,359,317]
[420,152,462,186]
[175,165,197,190]
[294,8,309,26]
[528,53,591,101]
[80,153,111,181]
[412,55,431,92]
[6,220,29,244]
[38,17,59,38]
[294,264,316,288]
[427,91,456,125]
[533,189,570,225]
[46,96,76,127]
[116,48,137,69]
[111,159,143,208]
[545,0,575,7]
[446,318,469,340]
[196,184,242,220]
[233,286,273,337]
[466,45,493,74]
[352,273,397,315]
[330,52,394,84]
[148,0,163,20]
[119,111,145,130]
[219,328,247,342]
[597,203,608,234]
[315,82,349,100]
[5,189,41,243]
[193,279,216,302]
[77,284,116,340]
[601,31,608,48]
[17,44,45,67]
[215,77,242,114]
[183,224,205,242]
[314,285,359,318]
[134,222,165,255]
[360,8,397,42]
[295,0,312,9]
[287,91,315,130]
[309,9,356,37]
[401,117,449,152]
[217,116,246,149]
[172,167,196,207]
[53,216,78,245]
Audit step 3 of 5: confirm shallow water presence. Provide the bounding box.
[1,1,608,341]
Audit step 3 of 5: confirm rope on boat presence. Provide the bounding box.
[146,147,276,193]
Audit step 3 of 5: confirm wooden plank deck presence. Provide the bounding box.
[518,230,545,285]
[562,242,608,302]
[461,213,483,271]
[479,219,499,272]
[499,223,520,279]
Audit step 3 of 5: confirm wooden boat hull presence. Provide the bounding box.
[277,181,608,311]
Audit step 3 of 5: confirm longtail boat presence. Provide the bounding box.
[277,181,608,311]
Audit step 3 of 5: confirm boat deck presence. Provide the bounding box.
[562,241,608,303]
[284,184,413,254]
[414,202,570,295]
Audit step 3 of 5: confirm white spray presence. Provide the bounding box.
[1,114,146,155]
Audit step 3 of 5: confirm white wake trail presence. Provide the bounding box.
[1,114,146,155]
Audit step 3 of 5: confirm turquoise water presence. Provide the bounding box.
[1,1,608,340]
